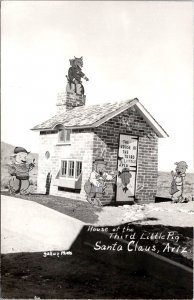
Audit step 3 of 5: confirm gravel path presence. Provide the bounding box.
[95,201,194,227]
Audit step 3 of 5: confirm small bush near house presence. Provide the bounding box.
[1,177,10,190]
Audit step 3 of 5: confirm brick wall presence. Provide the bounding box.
[56,92,86,114]
[93,106,158,203]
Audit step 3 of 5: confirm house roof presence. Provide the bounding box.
[31,98,168,138]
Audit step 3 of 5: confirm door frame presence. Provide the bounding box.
[115,133,139,203]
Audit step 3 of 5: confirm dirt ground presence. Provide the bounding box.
[1,191,194,227]
[1,192,193,299]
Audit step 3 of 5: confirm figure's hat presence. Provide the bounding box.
[14,147,30,155]
[122,167,130,173]
[93,157,107,164]
[93,148,107,164]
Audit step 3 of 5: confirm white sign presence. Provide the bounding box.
[116,135,138,201]
[118,135,138,167]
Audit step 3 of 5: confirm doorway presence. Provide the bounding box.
[116,134,138,202]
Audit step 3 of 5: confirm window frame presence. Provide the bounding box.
[75,161,82,178]
[68,160,75,178]
[61,160,67,177]
[58,129,72,144]
[60,159,82,179]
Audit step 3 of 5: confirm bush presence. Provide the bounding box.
[1,177,10,190]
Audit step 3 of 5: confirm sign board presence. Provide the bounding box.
[116,134,138,202]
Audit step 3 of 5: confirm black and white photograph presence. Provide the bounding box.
[1,1,193,299]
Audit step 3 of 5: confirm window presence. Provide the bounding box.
[61,160,67,176]
[58,130,65,142]
[76,161,82,178]
[66,130,71,142]
[58,129,71,143]
[60,160,82,179]
[68,161,74,177]
[45,151,50,159]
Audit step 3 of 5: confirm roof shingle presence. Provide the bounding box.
[32,99,137,131]
[31,98,168,138]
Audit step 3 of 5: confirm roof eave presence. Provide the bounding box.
[135,102,169,138]
[31,127,53,131]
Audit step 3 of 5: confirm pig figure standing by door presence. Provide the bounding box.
[84,155,116,207]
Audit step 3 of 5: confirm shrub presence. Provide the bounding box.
[1,177,10,190]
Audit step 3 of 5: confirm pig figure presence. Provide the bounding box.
[170,161,188,203]
[8,147,35,195]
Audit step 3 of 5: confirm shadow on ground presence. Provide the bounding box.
[1,224,193,299]
[1,191,101,223]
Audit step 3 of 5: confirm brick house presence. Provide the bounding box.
[32,92,168,204]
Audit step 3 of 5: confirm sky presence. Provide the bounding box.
[1,1,193,172]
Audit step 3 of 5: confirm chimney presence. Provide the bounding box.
[56,91,86,114]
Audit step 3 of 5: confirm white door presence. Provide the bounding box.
[116,134,138,202]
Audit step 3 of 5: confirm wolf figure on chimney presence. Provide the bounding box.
[66,56,89,95]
